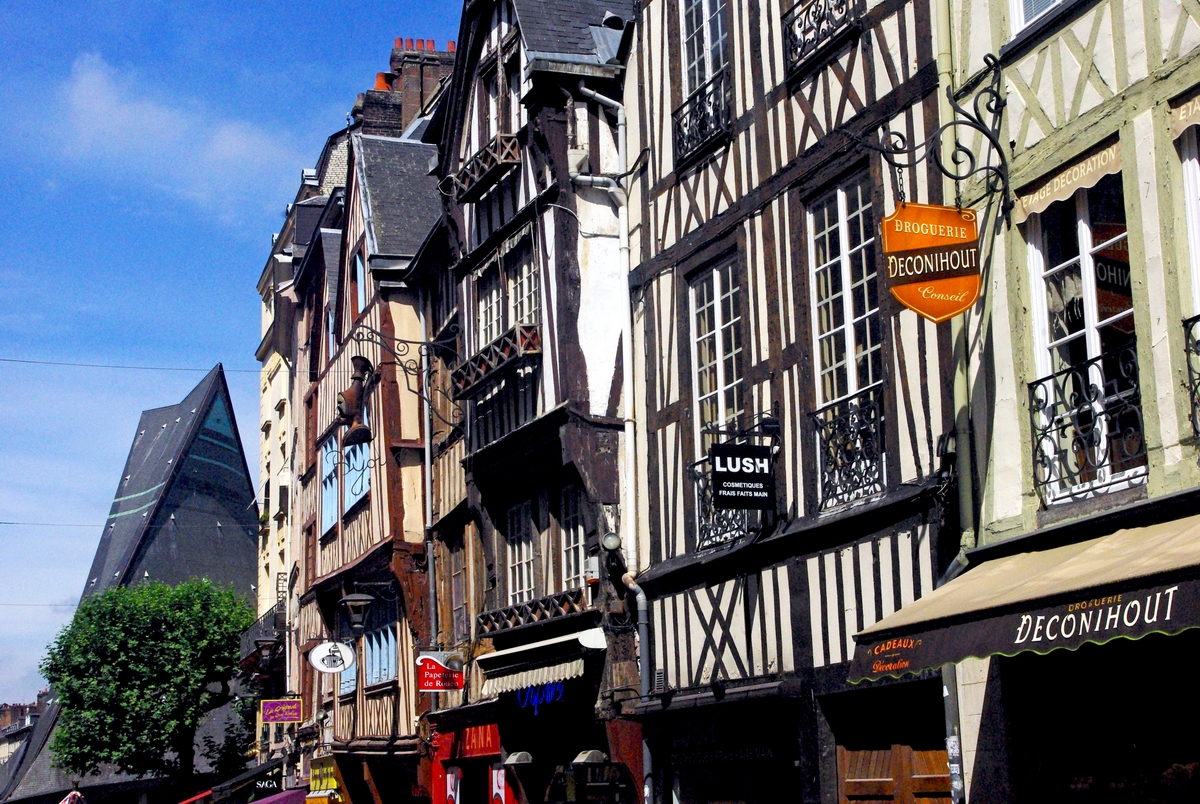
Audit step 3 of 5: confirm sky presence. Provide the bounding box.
[0,0,461,705]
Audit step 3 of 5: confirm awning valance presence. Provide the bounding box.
[476,627,606,696]
[848,514,1200,682]
[1171,85,1200,140]
[1013,140,1121,224]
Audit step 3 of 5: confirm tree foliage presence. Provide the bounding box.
[40,579,255,780]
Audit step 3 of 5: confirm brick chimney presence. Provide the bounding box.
[356,38,456,136]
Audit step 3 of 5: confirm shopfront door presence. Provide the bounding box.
[836,744,952,804]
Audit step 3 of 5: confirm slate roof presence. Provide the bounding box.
[354,134,441,258]
[511,0,636,60]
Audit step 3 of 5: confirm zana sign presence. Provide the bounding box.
[709,443,775,511]
[881,203,981,323]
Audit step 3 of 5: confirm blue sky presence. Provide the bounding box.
[0,0,461,704]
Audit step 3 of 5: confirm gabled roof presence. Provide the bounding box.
[512,0,635,63]
[353,134,441,259]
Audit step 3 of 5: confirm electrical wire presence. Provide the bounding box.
[0,357,261,374]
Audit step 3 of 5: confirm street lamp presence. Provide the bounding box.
[338,593,375,636]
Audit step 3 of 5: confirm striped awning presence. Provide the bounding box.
[476,627,606,697]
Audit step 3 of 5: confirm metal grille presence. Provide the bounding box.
[1185,315,1200,438]
[782,0,854,74]
[812,384,885,510]
[1028,342,1146,504]
[672,69,733,165]
[691,457,756,550]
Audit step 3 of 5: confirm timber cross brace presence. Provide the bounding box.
[849,53,1012,220]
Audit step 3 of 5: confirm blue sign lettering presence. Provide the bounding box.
[515,681,564,715]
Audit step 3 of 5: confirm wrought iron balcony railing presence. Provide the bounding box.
[691,457,758,551]
[672,69,733,166]
[782,0,856,76]
[1028,342,1146,505]
[454,133,521,203]
[240,600,285,660]
[812,384,885,510]
[476,588,589,635]
[1185,315,1200,438]
[450,323,542,399]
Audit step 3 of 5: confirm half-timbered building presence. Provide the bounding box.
[840,0,1200,801]
[408,2,645,802]
[622,0,962,800]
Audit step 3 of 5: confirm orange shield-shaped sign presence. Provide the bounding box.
[881,203,981,323]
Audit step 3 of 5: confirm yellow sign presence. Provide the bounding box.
[881,203,981,323]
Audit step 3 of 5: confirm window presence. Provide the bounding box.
[1027,171,1144,501]
[320,438,338,536]
[808,172,884,507]
[506,501,535,604]
[681,0,729,94]
[450,542,469,642]
[509,246,539,326]
[338,618,357,696]
[363,596,398,687]
[326,309,337,363]
[354,252,368,316]
[1181,128,1200,316]
[691,260,744,455]
[560,485,585,591]
[1013,0,1062,33]
[478,265,504,349]
[344,399,370,512]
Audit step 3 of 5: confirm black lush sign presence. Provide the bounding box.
[709,443,775,510]
[849,577,1200,682]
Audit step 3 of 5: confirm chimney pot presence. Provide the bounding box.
[447,40,456,52]
[427,39,435,50]
[394,37,402,48]
[416,39,425,50]
[405,38,414,49]
[374,72,391,91]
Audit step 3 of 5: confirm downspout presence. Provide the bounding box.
[575,81,650,804]
[420,286,438,713]
[937,4,967,802]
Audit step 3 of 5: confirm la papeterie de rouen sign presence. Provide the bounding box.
[710,443,775,511]
[849,577,1200,683]
[881,203,981,323]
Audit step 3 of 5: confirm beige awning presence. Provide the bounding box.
[1013,140,1121,224]
[476,626,606,696]
[1171,84,1200,140]
[849,514,1200,682]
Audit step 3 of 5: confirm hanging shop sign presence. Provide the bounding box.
[709,442,775,510]
[308,641,355,674]
[881,202,980,323]
[417,651,465,691]
[310,757,342,801]
[260,698,303,723]
[850,576,1200,683]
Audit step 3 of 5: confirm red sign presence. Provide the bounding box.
[457,724,501,759]
[418,652,465,691]
[881,203,981,323]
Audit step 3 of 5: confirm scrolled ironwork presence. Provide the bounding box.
[782,0,854,73]
[1184,315,1200,438]
[851,53,1011,217]
[691,458,754,550]
[350,324,465,431]
[811,384,885,510]
[672,69,733,165]
[1028,342,1146,504]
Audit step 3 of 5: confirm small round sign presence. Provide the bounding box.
[309,641,355,674]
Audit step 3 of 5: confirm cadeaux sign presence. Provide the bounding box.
[881,203,981,323]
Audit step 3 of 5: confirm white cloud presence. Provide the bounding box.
[52,53,303,223]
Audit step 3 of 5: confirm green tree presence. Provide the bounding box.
[40,579,255,782]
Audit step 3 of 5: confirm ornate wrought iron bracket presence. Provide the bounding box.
[350,324,466,432]
[850,54,1012,219]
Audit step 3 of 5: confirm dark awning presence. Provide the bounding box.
[849,514,1200,682]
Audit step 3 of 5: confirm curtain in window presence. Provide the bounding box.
[344,401,371,512]
[320,439,338,535]
[363,596,399,686]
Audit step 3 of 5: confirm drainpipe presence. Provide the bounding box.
[575,80,650,804]
[621,572,652,804]
[936,4,967,802]
[420,286,438,713]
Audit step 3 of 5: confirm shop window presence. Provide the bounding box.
[343,399,370,512]
[807,171,885,508]
[320,438,338,536]
[363,596,398,686]
[690,259,744,456]
[560,485,585,590]
[507,500,535,604]
[1026,172,1145,503]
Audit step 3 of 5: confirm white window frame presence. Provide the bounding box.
[806,172,883,411]
[689,259,744,458]
[320,438,339,536]
[510,250,540,327]
[680,0,729,95]
[343,397,371,512]
[362,597,398,687]
[354,252,368,316]
[506,500,535,605]
[477,264,504,350]
[560,485,585,591]
[1010,0,1064,35]
[1181,127,1200,317]
[1025,173,1144,501]
[450,543,469,642]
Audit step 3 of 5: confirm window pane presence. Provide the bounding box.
[1044,264,1084,343]
[1041,198,1080,270]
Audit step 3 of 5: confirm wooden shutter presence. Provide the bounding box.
[837,745,952,804]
